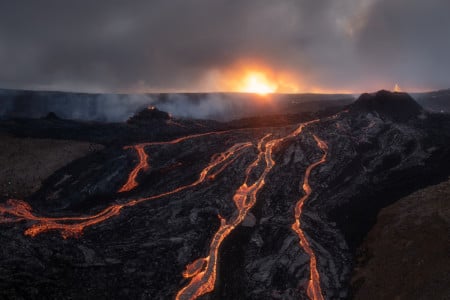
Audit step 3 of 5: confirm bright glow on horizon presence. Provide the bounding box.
[124,62,434,95]
[240,72,278,95]
[211,61,301,95]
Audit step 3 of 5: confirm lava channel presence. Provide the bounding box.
[118,130,238,193]
[291,134,328,300]
[118,145,149,192]
[0,142,251,238]
[176,120,320,300]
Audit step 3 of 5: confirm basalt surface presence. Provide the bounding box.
[0,91,449,299]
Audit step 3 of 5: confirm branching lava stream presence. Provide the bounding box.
[0,141,251,238]
[118,130,237,193]
[0,123,331,300]
[176,121,323,300]
[291,135,328,300]
[118,145,149,192]
[118,126,277,193]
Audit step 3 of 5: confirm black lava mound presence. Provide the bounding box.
[350,90,423,122]
[127,106,170,125]
[42,111,61,120]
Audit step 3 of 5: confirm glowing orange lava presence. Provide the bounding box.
[141,131,230,147]
[118,131,236,193]
[118,145,149,192]
[0,121,332,300]
[176,120,321,300]
[0,139,251,238]
[291,134,328,300]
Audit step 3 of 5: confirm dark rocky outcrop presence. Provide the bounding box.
[351,178,450,299]
[350,90,423,122]
[42,112,60,120]
[127,106,170,125]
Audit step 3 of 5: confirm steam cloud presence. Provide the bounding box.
[0,1,449,92]
[0,90,281,122]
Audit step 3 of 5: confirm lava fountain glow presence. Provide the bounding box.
[214,62,300,94]
[240,71,278,95]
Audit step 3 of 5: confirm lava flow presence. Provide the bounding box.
[0,142,251,238]
[176,121,320,300]
[291,135,328,300]
[0,123,329,299]
[118,131,235,193]
[118,145,149,192]
[141,131,228,147]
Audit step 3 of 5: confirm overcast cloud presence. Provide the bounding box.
[0,0,449,93]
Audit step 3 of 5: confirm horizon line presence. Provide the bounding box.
[0,86,447,96]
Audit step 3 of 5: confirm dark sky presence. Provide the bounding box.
[1,0,449,93]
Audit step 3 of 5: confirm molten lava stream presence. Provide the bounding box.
[141,130,232,147]
[0,142,251,238]
[291,134,328,300]
[118,130,240,193]
[118,145,149,192]
[176,121,321,300]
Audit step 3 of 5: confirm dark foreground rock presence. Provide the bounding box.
[0,134,103,200]
[0,91,449,299]
[352,178,450,300]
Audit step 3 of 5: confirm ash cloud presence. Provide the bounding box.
[0,90,279,122]
[0,1,449,92]
[150,94,247,121]
[0,90,152,122]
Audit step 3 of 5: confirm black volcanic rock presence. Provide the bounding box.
[127,106,170,125]
[350,90,423,122]
[1,97,450,299]
[414,89,450,113]
[42,111,60,120]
